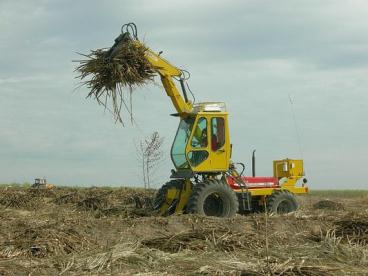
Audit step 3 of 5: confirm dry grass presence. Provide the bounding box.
[313,199,345,210]
[0,190,42,209]
[1,222,94,258]
[0,186,367,275]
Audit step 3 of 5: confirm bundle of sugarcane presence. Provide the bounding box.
[75,39,155,124]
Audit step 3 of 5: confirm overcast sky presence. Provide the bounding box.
[1,0,367,189]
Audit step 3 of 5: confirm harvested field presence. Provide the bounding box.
[0,186,367,275]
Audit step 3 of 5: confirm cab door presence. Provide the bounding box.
[186,113,230,172]
[186,116,210,171]
[209,116,229,170]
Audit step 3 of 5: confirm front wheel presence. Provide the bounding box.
[186,179,239,218]
[266,190,298,214]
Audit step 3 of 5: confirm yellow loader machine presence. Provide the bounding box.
[107,23,308,217]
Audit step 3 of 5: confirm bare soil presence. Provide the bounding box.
[0,186,367,275]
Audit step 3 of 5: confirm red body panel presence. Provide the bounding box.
[226,176,279,190]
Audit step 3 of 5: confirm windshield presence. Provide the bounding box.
[171,117,194,169]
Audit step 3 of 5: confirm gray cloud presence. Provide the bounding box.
[1,0,367,188]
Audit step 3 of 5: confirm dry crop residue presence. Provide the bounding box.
[0,186,367,275]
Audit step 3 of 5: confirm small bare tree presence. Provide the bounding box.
[137,131,164,189]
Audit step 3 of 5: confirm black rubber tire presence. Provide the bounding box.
[186,179,239,218]
[153,180,184,215]
[266,190,298,214]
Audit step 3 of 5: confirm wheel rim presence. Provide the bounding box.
[203,193,225,216]
[277,200,292,214]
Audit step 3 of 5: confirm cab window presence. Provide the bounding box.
[191,117,207,148]
[211,117,225,151]
[171,117,194,169]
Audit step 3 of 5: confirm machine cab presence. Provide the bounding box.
[170,102,231,173]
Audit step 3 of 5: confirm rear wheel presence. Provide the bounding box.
[186,179,239,218]
[153,180,183,215]
[266,190,298,214]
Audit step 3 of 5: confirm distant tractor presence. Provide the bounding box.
[32,178,54,189]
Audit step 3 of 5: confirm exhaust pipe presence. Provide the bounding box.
[252,150,256,177]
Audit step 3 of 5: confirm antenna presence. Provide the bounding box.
[288,94,304,160]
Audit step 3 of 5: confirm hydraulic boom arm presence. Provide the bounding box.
[143,46,193,116]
